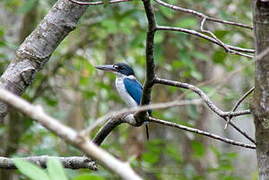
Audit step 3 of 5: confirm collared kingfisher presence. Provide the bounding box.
[95,62,150,139]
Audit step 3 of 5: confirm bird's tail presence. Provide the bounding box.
[145,123,149,140]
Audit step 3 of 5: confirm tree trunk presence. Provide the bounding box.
[252,1,269,179]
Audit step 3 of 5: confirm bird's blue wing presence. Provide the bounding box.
[123,78,143,105]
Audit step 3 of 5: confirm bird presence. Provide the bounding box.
[95,62,150,139]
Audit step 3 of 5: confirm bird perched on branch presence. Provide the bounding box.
[95,62,150,139]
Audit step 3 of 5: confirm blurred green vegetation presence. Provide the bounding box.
[0,0,256,179]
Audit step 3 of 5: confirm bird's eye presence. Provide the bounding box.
[113,65,119,69]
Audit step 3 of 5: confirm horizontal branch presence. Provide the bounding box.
[0,89,142,180]
[154,0,253,29]
[68,0,132,5]
[0,156,97,170]
[148,117,256,149]
[156,25,254,58]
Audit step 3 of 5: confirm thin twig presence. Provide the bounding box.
[0,156,97,170]
[200,17,230,52]
[148,117,256,149]
[68,0,132,5]
[224,87,255,129]
[156,25,254,58]
[200,18,252,56]
[154,0,253,30]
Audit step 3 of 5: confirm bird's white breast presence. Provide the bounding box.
[115,76,138,107]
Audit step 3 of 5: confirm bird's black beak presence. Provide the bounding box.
[95,65,117,72]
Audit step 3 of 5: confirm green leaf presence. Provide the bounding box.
[13,158,50,180]
[47,158,68,180]
[73,174,105,180]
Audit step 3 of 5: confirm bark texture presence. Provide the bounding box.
[252,1,269,179]
[0,0,88,121]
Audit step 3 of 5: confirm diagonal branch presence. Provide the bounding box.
[154,77,251,118]
[0,88,142,180]
[154,0,253,30]
[0,156,97,170]
[154,77,255,144]
[148,117,256,149]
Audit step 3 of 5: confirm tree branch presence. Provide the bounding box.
[156,25,254,58]
[225,86,255,129]
[154,77,256,144]
[200,17,230,52]
[92,112,256,149]
[154,77,251,118]
[135,0,157,124]
[0,156,97,170]
[93,116,124,145]
[148,117,256,149]
[0,0,89,121]
[0,89,142,180]
[91,99,202,145]
[154,0,253,29]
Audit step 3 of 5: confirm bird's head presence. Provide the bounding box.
[95,63,135,76]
